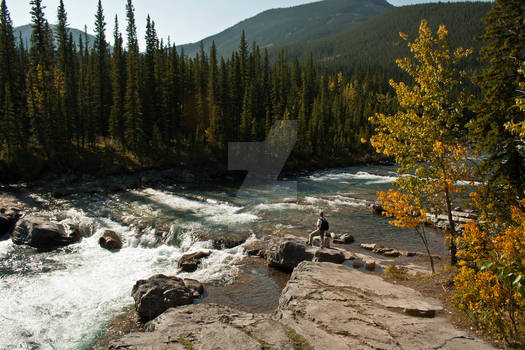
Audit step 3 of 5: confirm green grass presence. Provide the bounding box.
[177,337,194,350]
[281,323,312,350]
[384,264,409,281]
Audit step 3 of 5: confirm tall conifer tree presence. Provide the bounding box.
[124,0,143,150]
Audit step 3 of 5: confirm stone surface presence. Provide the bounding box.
[183,279,204,298]
[11,216,80,248]
[98,230,122,250]
[178,250,211,272]
[112,262,494,350]
[109,304,296,350]
[276,262,495,350]
[0,206,21,236]
[314,248,346,264]
[131,274,194,322]
[370,203,383,215]
[333,233,355,244]
[361,243,377,250]
[266,237,316,271]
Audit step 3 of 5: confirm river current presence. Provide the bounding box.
[0,166,448,349]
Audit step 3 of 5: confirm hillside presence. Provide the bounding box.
[14,24,97,50]
[283,2,492,73]
[178,0,393,57]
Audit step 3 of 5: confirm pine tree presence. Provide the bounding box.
[142,15,157,140]
[0,0,22,159]
[93,0,111,136]
[470,0,525,216]
[55,0,75,146]
[109,15,126,144]
[124,0,143,150]
[27,0,57,157]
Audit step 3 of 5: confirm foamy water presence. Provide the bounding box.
[0,166,448,349]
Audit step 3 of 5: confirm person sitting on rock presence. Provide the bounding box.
[308,211,329,247]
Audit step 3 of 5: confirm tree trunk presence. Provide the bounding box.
[444,186,457,266]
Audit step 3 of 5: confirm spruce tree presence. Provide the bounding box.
[471,0,525,216]
[109,15,126,144]
[124,0,143,151]
[27,0,57,157]
[0,0,20,160]
[93,0,111,136]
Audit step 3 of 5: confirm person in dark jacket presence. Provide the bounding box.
[308,211,328,247]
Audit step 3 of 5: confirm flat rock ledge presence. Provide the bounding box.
[110,262,494,350]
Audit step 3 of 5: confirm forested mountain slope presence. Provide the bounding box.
[281,2,492,73]
[178,0,393,57]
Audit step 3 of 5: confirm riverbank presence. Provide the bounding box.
[103,259,495,350]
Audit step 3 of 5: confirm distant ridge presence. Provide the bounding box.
[14,24,97,50]
[178,0,393,57]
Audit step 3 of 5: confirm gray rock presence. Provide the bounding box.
[131,274,194,322]
[277,262,495,350]
[11,216,80,249]
[266,237,316,271]
[361,243,377,250]
[112,263,494,350]
[370,203,383,215]
[243,238,270,258]
[314,248,346,264]
[109,304,295,350]
[98,230,122,250]
[183,279,204,298]
[333,233,354,244]
[178,250,211,272]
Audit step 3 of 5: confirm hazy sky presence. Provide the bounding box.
[7,0,489,47]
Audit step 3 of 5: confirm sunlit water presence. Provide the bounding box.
[0,166,448,349]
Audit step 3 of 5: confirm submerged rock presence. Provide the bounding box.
[178,250,212,272]
[131,274,195,322]
[11,216,80,249]
[99,230,122,250]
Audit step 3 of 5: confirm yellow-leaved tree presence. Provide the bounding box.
[369,20,474,266]
[451,61,525,342]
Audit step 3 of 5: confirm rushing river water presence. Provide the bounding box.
[0,166,448,349]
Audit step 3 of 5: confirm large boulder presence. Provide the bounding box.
[178,250,212,272]
[131,274,195,322]
[0,207,21,237]
[11,216,80,248]
[267,237,316,271]
[276,262,494,350]
[99,230,123,250]
[314,248,346,264]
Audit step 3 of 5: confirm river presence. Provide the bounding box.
[0,165,448,349]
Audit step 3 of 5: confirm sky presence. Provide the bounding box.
[7,0,489,48]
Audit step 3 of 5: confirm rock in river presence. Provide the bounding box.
[11,216,80,249]
[178,250,212,272]
[131,274,200,322]
[98,230,122,250]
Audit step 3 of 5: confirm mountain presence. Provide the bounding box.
[178,0,393,57]
[14,24,97,50]
[282,2,492,73]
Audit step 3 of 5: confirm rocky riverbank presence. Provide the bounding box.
[108,260,494,349]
